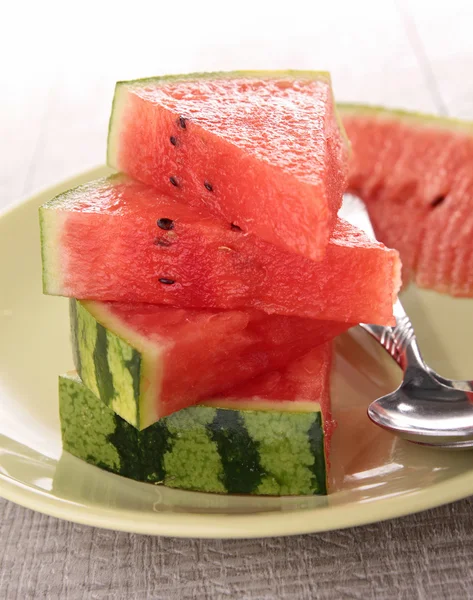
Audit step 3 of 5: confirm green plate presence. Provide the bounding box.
[1,167,472,538]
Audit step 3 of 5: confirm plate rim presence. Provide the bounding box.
[1,166,472,539]
[2,467,473,539]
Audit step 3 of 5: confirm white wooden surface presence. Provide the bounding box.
[1,1,473,597]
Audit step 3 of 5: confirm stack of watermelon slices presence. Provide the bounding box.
[40,71,401,496]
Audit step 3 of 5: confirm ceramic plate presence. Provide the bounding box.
[1,167,472,539]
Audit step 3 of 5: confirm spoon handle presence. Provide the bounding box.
[362,301,473,391]
[360,300,423,371]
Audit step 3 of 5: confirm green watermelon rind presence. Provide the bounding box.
[39,204,67,296]
[338,102,473,133]
[117,69,331,87]
[70,299,161,431]
[59,373,328,496]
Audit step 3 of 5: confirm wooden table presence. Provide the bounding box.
[2,1,473,597]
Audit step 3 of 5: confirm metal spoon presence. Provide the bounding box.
[340,194,473,449]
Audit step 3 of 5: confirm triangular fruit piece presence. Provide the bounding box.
[59,343,333,496]
[340,103,473,296]
[40,176,400,325]
[70,299,348,429]
[107,71,348,260]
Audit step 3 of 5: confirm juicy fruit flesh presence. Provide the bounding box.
[109,302,334,417]
[108,71,348,260]
[129,76,334,184]
[340,104,473,296]
[41,176,399,325]
[76,298,350,427]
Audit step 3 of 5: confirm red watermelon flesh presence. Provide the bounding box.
[40,175,400,325]
[340,104,473,296]
[207,342,335,462]
[72,298,348,429]
[107,71,348,261]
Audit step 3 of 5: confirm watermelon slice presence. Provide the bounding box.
[107,71,349,261]
[340,104,473,296]
[70,299,348,429]
[60,343,333,496]
[40,175,400,325]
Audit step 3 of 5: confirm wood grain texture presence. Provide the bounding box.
[2,1,473,597]
[2,496,473,599]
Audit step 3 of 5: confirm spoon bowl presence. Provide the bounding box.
[367,367,473,448]
[341,193,473,449]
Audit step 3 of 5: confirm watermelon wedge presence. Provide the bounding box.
[40,175,400,325]
[60,343,333,496]
[71,299,348,429]
[340,104,473,296]
[107,71,349,260]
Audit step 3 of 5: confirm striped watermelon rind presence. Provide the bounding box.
[70,299,160,429]
[73,298,287,431]
[59,373,328,496]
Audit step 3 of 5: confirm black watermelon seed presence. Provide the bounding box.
[170,136,177,146]
[178,116,187,129]
[154,238,172,247]
[159,278,175,285]
[204,181,213,192]
[431,195,446,208]
[169,177,179,187]
[231,223,242,232]
[157,218,174,230]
